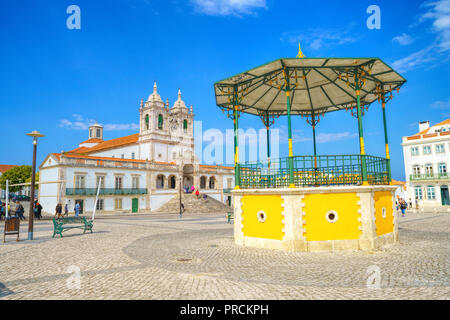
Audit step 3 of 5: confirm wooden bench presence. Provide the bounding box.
[52,216,93,238]
[227,211,234,224]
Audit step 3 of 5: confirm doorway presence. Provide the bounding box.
[441,186,449,205]
[132,198,139,213]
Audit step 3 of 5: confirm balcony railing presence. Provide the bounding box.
[239,154,390,189]
[66,188,148,196]
[409,173,449,181]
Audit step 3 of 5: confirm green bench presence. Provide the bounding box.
[227,211,234,224]
[52,216,93,238]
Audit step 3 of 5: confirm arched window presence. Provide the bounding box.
[156,175,165,189]
[200,176,207,189]
[209,176,216,189]
[169,175,176,189]
[145,114,149,130]
[158,114,163,129]
[183,119,188,133]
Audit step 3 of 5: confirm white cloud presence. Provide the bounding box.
[280,26,357,51]
[420,0,450,52]
[392,33,415,45]
[59,115,138,131]
[391,45,435,73]
[191,0,266,17]
[392,0,450,72]
[431,98,450,109]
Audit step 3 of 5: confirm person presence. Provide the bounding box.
[15,201,26,220]
[34,201,43,220]
[415,197,419,210]
[55,203,63,219]
[203,194,207,200]
[195,189,200,199]
[64,203,69,216]
[400,198,407,217]
[0,202,4,220]
[180,203,185,213]
[74,202,81,217]
[408,198,412,210]
[190,185,195,194]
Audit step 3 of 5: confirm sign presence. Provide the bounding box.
[3,217,20,242]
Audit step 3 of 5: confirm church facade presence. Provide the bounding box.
[38,83,234,214]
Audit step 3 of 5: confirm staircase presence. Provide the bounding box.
[153,193,232,214]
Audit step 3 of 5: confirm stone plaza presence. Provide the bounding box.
[0,211,448,300]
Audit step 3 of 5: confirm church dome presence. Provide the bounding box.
[147,81,164,106]
[172,89,187,110]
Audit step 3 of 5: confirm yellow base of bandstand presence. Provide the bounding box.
[231,185,398,252]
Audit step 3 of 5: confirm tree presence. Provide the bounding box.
[0,165,32,193]
[25,171,39,189]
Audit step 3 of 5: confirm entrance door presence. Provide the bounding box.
[441,186,450,205]
[132,198,139,213]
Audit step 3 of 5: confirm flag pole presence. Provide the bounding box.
[92,177,102,221]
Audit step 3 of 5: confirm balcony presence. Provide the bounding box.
[66,188,148,196]
[409,173,449,181]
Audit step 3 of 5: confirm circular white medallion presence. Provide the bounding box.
[325,210,338,223]
[257,210,267,223]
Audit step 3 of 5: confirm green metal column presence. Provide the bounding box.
[233,104,240,189]
[355,79,368,185]
[266,114,271,163]
[382,98,392,184]
[286,88,295,188]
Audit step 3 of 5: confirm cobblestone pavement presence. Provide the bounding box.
[0,211,448,300]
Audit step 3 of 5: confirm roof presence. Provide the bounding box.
[59,153,147,163]
[79,138,104,144]
[407,119,450,139]
[0,164,17,173]
[214,57,406,118]
[68,133,139,154]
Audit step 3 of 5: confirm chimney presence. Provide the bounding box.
[419,121,430,132]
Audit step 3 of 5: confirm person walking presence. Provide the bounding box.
[64,203,69,217]
[34,201,43,220]
[408,198,413,210]
[0,202,4,220]
[400,198,407,217]
[74,202,81,217]
[15,201,26,220]
[195,189,200,199]
[55,203,63,219]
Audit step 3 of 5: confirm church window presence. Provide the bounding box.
[96,128,101,138]
[145,114,149,130]
[158,114,163,129]
[183,119,188,133]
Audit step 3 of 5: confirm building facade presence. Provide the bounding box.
[401,119,450,211]
[39,83,234,214]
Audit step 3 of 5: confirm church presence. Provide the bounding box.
[38,82,234,214]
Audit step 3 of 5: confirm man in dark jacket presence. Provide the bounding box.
[34,201,43,220]
[15,201,26,220]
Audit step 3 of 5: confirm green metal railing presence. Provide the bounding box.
[409,173,449,181]
[239,154,389,189]
[66,188,148,196]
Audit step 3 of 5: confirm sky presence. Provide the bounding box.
[0,0,449,181]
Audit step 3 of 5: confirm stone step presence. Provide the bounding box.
[154,193,232,214]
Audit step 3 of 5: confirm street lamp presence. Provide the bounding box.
[26,130,44,240]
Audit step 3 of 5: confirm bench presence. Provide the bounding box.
[52,216,93,238]
[227,211,234,224]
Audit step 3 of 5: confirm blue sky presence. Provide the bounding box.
[0,0,449,181]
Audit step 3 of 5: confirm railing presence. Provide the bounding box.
[239,155,389,189]
[66,188,148,196]
[409,173,449,181]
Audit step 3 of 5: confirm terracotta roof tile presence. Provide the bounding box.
[79,138,104,144]
[407,119,450,138]
[69,133,139,154]
[0,164,17,173]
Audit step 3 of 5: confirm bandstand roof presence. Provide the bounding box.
[214,57,406,118]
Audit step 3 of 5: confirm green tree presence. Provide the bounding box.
[0,165,32,193]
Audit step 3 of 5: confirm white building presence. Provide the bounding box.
[401,119,450,211]
[38,83,234,214]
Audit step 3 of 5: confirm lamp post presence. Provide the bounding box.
[26,130,45,240]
